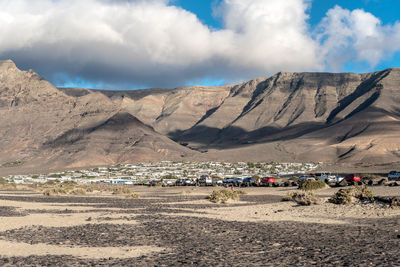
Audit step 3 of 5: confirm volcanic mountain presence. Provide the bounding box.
[0,60,200,174]
[1,59,399,173]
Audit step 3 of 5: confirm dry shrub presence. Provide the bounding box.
[291,191,319,206]
[125,193,140,199]
[112,187,134,195]
[43,187,68,196]
[390,197,400,207]
[378,178,388,185]
[69,188,87,195]
[281,192,295,202]
[207,189,246,203]
[329,185,374,205]
[374,196,400,207]
[299,180,327,191]
[44,180,59,186]
[0,183,17,190]
[80,184,104,193]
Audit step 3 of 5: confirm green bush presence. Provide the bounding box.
[207,189,246,203]
[329,185,374,205]
[298,180,326,191]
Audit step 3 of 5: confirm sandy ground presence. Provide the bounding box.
[162,186,400,224]
[0,185,399,266]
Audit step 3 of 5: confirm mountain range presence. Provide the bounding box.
[0,59,399,174]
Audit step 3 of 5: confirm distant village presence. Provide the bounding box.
[4,161,319,185]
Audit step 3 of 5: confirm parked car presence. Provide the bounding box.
[212,179,223,186]
[261,176,276,185]
[298,175,315,183]
[314,172,337,183]
[222,177,235,185]
[149,180,161,186]
[199,174,213,186]
[175,178,183,186]
[161,179,175,187]
[333,175,344,183]
[233,177,243,186]
[388,170,400,181]
[183,178,196,186]
[344,174,361,184]
[242,177,257,186]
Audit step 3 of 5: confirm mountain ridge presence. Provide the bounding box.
[1,60,399,173]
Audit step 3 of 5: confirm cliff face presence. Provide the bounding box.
[0,60,199,174]
[94,67,400,166]
[1,59,399,173]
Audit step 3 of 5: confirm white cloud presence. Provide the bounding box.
[0,0,399,88]
[0,0,321,88]
[316,5,400,71]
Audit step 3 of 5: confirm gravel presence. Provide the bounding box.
[0,191,399,266]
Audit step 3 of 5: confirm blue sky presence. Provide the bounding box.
[0,0,399,89]
[176,0,400,31]
[176,0,400,74]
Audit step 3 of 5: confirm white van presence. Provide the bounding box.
[388,171,400,181]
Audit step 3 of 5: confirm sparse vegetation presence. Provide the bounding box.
[329,185,374,205]
[207,189,246,203]
[125,193,140,199]
[298,180,326,191]
[1,160,24,167]
[112,187,135,195]
[162,174,178,180]
[0,177,7,185]
[44,180,60,185]
[42,187,68,196]
[48,173,63,178]
[281,192,295,202]
[360,173,381,180]
[291,191,319,206]
[390,197,400,207]
[38,182,139,197]
[69,188,87,195]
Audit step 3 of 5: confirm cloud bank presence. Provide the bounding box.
[316,5,400,71]
[0,0,399,89]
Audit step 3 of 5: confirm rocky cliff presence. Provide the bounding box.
[1,59,399,173]
[0,60,199,174]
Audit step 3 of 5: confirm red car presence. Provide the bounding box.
[261,176,276,185]
[344,174,361,183]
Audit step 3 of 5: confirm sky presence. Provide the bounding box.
[0,0,399,90]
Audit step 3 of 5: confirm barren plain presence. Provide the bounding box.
[0,185,399,266]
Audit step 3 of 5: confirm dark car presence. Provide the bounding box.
[233,177,243,186]
[344,174,361,184]
[222,177,235,185]
[242,177,257,187]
